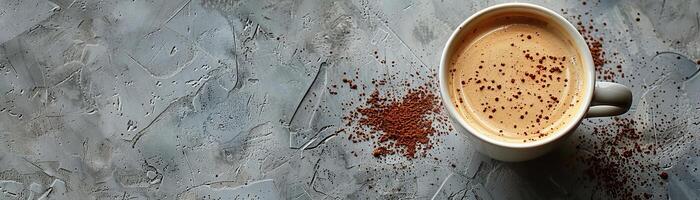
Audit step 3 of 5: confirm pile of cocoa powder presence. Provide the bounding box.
[345,84,449,158]
[339,61,449,159]
[356,86,440,158]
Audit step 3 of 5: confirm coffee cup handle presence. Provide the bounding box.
[585,82,633,118]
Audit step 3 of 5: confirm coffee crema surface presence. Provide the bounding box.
[448,14,587,143]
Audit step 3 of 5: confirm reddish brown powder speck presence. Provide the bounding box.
[342,78,359,90]
[372,147,392,157]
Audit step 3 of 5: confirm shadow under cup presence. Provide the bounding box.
[439,3,596,162]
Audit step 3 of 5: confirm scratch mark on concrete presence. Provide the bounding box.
[471,183,493,200]
[131,68,224,147]
[37,187,53,200]
[652,51,700,79]
[165,0,192,25]
[288,61,328,127]
[309,148,327,195]
[177,179,276,198]
[52,68,82,87]
[182,148,197,186]
[300,125,336,151]
[125,52,187,80]
[128,98,175,147]
[384,25,428,69]
[22,158,55,178]
[403,2,414,11]
[259,93,268,115]
[431,173,454,200]
[548,176,568,195]
[696,12,699,37]
[6,56,18,75]
[660,0,666,15]
[252,24,260,40]
[263,159,290,176]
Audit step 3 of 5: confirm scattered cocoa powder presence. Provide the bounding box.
[576,22,606,75]
[559,7,684,199]
[567,10,625,81]
[577,117,663,199]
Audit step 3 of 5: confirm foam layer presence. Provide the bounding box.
[448,14,587,143]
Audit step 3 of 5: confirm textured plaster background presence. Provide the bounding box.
[0,0,699,199]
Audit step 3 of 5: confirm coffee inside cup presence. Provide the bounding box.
[447,13,588,143]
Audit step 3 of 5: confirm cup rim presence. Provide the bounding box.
[438,2,595,148]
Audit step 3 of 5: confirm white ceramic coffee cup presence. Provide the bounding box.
[439,3,633,162]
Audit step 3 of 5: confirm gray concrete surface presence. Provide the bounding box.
[0,0,699,199]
